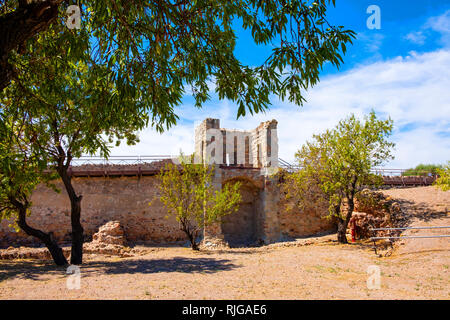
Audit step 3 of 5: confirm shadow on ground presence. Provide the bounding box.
[84,256,239,275]
[0,256,239,283]
[394,198,447,225]
[0,260,65,282]
[367,191,449,257]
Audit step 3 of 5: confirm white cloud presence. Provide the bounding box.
[109,124,194,157]
[404,31,426,45]
[393,126,449,169]
[109,49,450,169]
[357,32,385,52]
[426,9,450,46]
[405,10,450,46]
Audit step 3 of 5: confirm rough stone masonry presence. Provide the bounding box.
[0,118,335,248]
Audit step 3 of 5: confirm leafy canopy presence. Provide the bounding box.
[1,20,147,166]
[0,16,149,257]
[2,0,355,121]
[0,106,57,229]
[285,111,395,219]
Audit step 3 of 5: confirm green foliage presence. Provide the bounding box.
[3,23,149,174]
[402,164,443,176]
[2,20,147,161]
[282,111,394,242]
[0,106,57,230]
[434,161,450,191]
[3,0,355,120]
[0,17,148,263]
[153,154,242,250]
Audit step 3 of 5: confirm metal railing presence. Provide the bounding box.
[370,226,450,254]
[72,155,172,166]
[278,159,438,186]
[71,156,436,175]
[67,156,438,184]
[278,158,299,171]
[278,159,438,176]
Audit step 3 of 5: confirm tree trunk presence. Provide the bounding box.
[69,194,83,265]
[12,197,68,266]
[180,221,200,251]
[58,166,84,265]
[191,240,199,251]
[185,229,199,250]
[337,196,355,244]
[337,218,349,244]
[0,0,62,90]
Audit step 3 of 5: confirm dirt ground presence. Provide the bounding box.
[0,186,448,300]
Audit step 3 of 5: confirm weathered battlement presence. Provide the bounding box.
[194,118,278,168]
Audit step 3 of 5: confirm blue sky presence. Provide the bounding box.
[233,0,450,72]
[110,0,450,169]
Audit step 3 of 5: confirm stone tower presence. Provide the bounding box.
[194,118,278,168]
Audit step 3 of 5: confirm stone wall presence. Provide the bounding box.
[278,196,336,238]
[0,168,335,248]
[206,166,335,246]
[0,175,186,247]
[209,166,266,246]
[0,116,337,248]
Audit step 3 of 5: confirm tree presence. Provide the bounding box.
[1,0,355,263]
[283,112,395,243]
[434,161,450,191]
[0,106,68,265]
[153,155,242,250]
[1,0,355,115]
[0,21,148,264]
[402,164,443,176]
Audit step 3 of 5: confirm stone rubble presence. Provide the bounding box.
[83,221,136,257]
[348,189,403,239]
[0,221,152,260]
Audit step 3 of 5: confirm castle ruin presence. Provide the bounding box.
[0,119,335,248]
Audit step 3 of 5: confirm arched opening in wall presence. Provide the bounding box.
[221,177,260,247]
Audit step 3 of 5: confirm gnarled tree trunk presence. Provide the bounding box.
[180,218,200,251]
[10,196,68,266]
[337,216,350,244]
[337,194,356,244]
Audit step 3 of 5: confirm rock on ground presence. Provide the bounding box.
[0,221,149,260]
[91,221,126,246]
